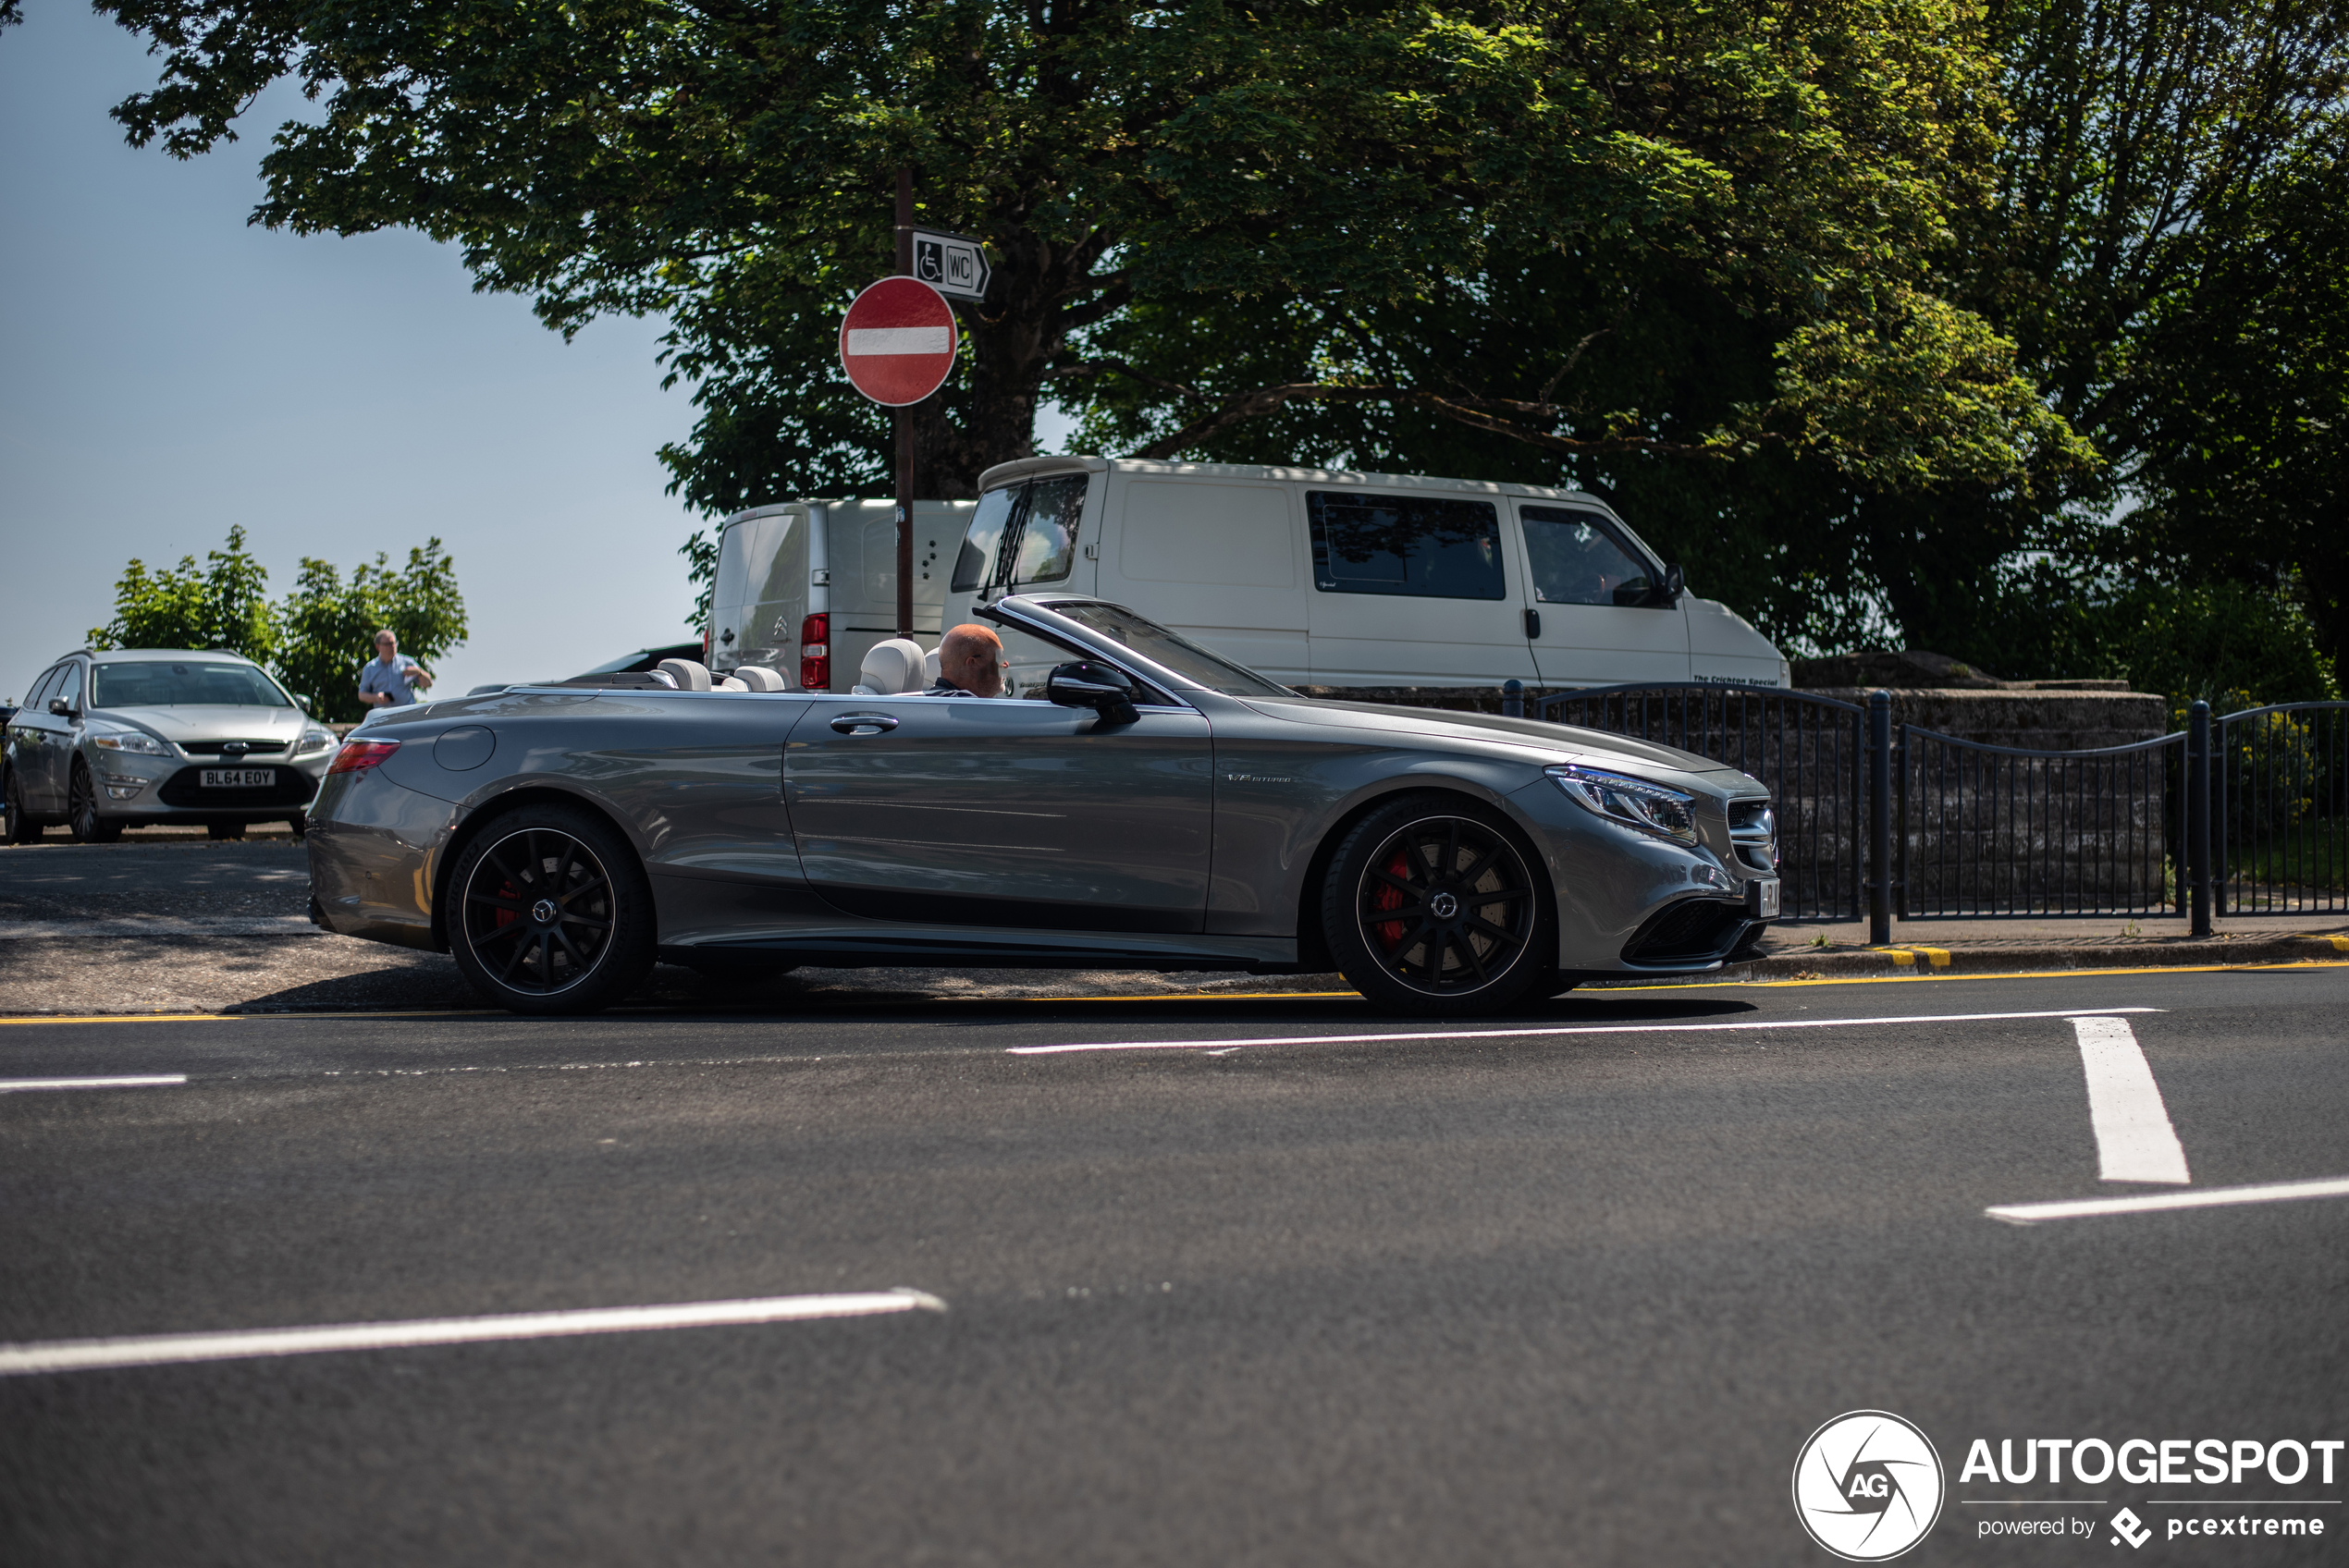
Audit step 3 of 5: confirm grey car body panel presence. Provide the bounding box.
[307,594,1776,976]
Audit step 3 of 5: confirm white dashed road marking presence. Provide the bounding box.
[1008,1006,2164,1055]
[0,1290,948,1376]
[2068,1015,2191,1183]
[0,1074,188,1093]
[1986,1176,2349,1226]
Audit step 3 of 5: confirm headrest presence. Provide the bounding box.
[925,647,941,685]
[715,675,747,692]
[732,665,787,692]
[655,657,712,692]
[857,638,927,695]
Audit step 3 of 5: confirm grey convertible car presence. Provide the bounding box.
[307,595,1779,1016]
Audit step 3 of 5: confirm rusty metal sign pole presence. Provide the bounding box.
[893,167,916,640]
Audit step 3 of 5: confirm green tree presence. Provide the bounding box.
[87,524,279,664]
[88,0,2057,539]
[277,541,469,722]
[1881,0,2349,665]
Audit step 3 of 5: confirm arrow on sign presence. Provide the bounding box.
[838,276,959,406]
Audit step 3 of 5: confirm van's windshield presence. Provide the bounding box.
[953,474,1091,594]
[1034,601,1294,698]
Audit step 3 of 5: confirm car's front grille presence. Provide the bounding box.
[157,766,317,807]
[1622,898,1751,965]
[178,739,289,756]
[1728,797,1777,874]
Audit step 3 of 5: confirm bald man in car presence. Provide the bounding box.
[925,623,1007,698]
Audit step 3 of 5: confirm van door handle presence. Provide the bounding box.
[1523,607,1542,639]
[830,713,900,735]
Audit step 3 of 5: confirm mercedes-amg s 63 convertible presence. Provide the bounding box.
[306,595,1778,1016]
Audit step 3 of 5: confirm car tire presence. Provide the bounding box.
[68,764,123,844]
[3,768,36,845]
[1320,791,1557,1017]
[446,802,657,1016]
[207,822,245,840]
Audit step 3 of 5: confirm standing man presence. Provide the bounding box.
[357,629,435,710]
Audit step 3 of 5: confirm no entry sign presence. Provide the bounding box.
[839,276,958,406]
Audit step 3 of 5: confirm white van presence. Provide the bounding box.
[942,457,1788,692]
[707,498,974,690]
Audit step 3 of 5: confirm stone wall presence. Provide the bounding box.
[1799,688,2172,752]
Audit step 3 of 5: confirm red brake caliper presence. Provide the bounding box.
[494,879,518,930]
[1371,851,1412,951]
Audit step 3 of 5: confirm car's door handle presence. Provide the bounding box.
[830,713,900,735]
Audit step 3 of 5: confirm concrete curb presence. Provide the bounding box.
[1698,933,2349,985]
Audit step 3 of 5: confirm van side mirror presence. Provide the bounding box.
[1659,563,1685,604]
[1046,660,1140,727]
[1626,564,1685,608]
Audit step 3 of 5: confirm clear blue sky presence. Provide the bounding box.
[0,6,1070,703]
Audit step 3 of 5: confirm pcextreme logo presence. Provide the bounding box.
[1793,1411,1948,1562]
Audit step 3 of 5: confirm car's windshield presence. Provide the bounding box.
[1035,602,1294,698]
[92,661,291,709]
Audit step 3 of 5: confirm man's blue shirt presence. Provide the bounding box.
[359,655,418,706]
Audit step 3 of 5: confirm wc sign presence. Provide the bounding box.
[910,229,991,301]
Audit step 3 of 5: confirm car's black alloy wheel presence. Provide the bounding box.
[1322,793,1556,1016]
[68,763,122,843]
[448,803,655,1014]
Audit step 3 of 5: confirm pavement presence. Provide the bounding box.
[3,967,2344,1564]
[3,836,2344,1016]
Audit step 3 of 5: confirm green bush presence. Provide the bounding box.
[87,530,467,723]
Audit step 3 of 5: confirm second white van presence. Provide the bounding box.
[942,457,1787,692]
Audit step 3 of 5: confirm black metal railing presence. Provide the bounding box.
[1514,684,2348,939]
[1894,729,2183,917]
[2214,702,2349,916]
[1531,682,1864,921]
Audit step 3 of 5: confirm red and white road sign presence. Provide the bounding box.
[839,276,958,406]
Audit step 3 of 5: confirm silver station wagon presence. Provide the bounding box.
[306,596,1780,1015]
[5,649,339,842]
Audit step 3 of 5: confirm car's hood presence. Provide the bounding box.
[1240,695,1760,790]
[92,704,308,745]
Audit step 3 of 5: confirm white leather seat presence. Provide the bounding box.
[655,657,713,692]
[732,666,788,692]
[852,639,927,695]
[924,648,941,686]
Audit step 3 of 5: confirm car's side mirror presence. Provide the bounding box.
[296,693,314,712]
[48,697,74,718]
[1046,660,1141,727]
[1658,563,1685,605]
[1625,564,1685,608]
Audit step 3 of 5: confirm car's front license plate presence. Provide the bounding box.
[200,768,276,789]
[1749,879,1781,919]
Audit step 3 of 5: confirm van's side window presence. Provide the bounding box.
[1308,493,1505,600]
[1519,507,1656,606]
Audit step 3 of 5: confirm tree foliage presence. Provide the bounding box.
[87,530,469,722]
[87,525,278,665]
[277,542,470,722]
[89,0,2058,513]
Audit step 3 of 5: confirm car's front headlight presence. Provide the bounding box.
[292,727,337,754]
[90,731,170,756]
[1546,764,1700,846]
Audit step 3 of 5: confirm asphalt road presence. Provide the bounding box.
[3,967,2345,1565]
